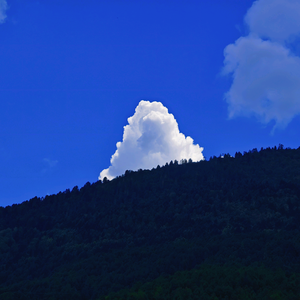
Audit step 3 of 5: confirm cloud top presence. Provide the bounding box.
[99,100,204,180]
[0,0,8,24]
[223,0,300,130]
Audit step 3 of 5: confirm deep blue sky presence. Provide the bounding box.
[1,0,299,207]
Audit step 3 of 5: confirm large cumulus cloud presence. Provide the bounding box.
[0,0,8,24]
[223,0,300,130]
[244,0,300,43]
[99,100,204,180]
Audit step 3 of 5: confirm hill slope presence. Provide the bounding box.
[1,146,300,299]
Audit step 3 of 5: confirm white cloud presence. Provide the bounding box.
[99,100,204,180]
[0,0,8,24]
[223,0,300,130]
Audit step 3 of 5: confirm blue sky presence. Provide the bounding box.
[1,0,300,207]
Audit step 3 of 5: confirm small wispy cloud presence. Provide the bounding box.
[99,100,204,180]
[0,0,8,24]
[43,158,58,168]
[42,158,58,174]
[222,0,300,131]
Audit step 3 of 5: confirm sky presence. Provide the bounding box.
[1,0,300,207]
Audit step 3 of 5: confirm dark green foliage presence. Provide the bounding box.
[103,264,300,300]
[1,146,300,299]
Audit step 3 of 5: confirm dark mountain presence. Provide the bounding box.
[1,145,300,299]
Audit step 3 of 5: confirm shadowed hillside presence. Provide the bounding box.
[1,145,300,299]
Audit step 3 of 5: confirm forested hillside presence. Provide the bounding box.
[1,146,300,299]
